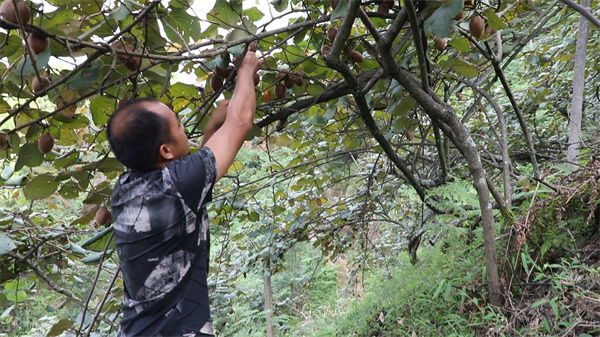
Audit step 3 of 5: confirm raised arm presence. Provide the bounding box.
[203,51,262,181]
[200,100,229,147]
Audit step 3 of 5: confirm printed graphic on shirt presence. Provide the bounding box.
[111,148,217,337]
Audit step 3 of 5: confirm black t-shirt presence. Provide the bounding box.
[111,148,217,337]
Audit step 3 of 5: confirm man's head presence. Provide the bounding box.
[107,98,190,172]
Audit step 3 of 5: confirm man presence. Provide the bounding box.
[106,51,262,337]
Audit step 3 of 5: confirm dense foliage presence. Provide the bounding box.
[0,0,599,335]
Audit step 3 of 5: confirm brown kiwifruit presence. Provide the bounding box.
[327,27,338,43]
[27,34,49,54]
[349,50,364,63]
[0,131,9,151]
[294,71,304,86]
[214,66,227,78]
[253,72,260,86]
[210,76,223,92]
[95,207,112,227]
[275,83,286,99]
[383,0,394,7]
[284,75,293,89]
[276,71,287,81]
[38,133,54,154]
[321,44,331,55]
[262,90,271,102]
[434,38,446,51]
[469,16,485,38]
[223,65,235,78]
[453,11,464,21]
[111,40,140,70]
[32,76,50,94]
[485,25,495,36]
[124,57,141,71]
[377,2,389,14]
[0,0,30,26]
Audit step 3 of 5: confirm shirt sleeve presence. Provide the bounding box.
[167,147,217,213]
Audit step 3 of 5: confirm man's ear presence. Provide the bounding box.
[158,143,175,161]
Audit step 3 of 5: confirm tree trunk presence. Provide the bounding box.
[263,258,276,337]
[567,0,591,168]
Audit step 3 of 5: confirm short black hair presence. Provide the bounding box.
[106,97,173,172]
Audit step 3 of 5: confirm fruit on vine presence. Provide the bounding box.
[349,50,364,63]
[27,33,49,54]
[434,38,446,51]
[485,25,495,36]
[262,90,271,102]
[454,11,464,20]
[321,44,331,55]
[253,72,260,86]
[327,27,338,43]
[32,75,50,94]
[95,207,112,227]
[276,71,287,81]
[214,66,227,78]
[0,131,9,151]
[383,0,394,8]
[0,0,30,26]
[284,75,293,89]
[294,71,304,86]
[377,2,389,14]
[469,16,485,38]
[38,133,54,154]
[111,41,141,71]
[275,83,286,99]
[223,65,235,78]
[405,130,414,141]
[210,76,223,92]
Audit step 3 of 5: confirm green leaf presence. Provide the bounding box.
[110,0,133,21]
[14,49,52,76]
[424,0,463,38]
[162,8,202,42]
[47,319,74,337]
[391,98,416,117]
[244,7,264,21]
[330,0,348,22]
[67,59,103,91]
[0,232,16,255]
[81,226,115,252]
[24,174,59,200]
[15,142,44,171]
[90,95,114,126]
[208,0,241,27]
[6,290,27,302]
[271,0,289,12]
[448,38,471,53]
[483,9,508,30]
[81,250,112,264]
[445,58,478,78]
[54,151,80,168]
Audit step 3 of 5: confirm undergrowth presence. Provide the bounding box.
[308,237,600,336]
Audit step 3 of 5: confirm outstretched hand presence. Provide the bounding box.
[237,51,263,78]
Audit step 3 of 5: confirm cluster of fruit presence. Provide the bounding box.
[322,26,364,63]
[0,1,52,95]
[432,2,493,52]
[210,41,261,93]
